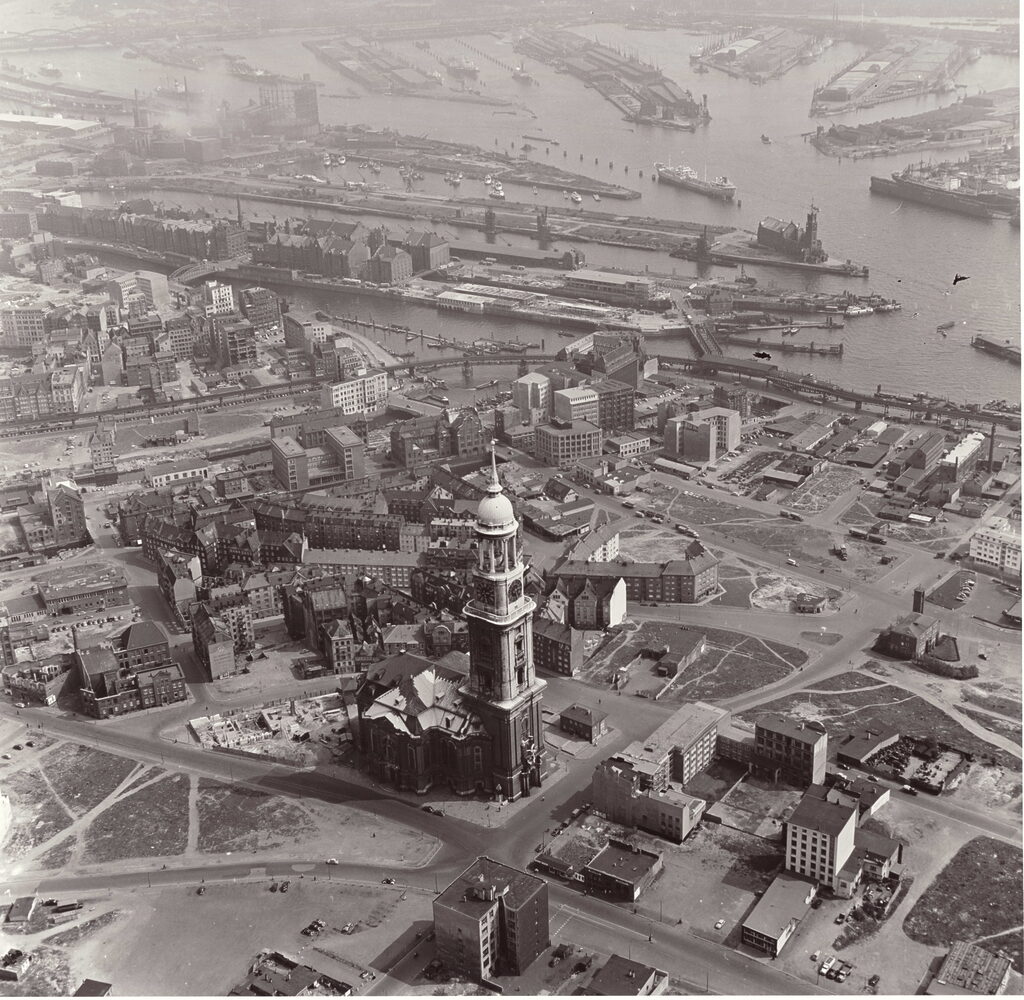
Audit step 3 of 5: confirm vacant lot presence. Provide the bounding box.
[197,779,316,853]
[82,774,190,862]
[803,669,889,693]
[959,707,1023,745]
[903,837,1023,970]
[738,684,1022,771]
[784,466,861,515]
[42,744,139,817]
[585,620,806,702]
[35,835,77,870]
[1,767,73,860]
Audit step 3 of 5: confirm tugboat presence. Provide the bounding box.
[592,193,601,202]
[484,174,493,186]
[761,134,772,144]
[39,63,61,78]
[937,320,956,332]
[570,191,583,203]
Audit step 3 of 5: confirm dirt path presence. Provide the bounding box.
[186,774,200,854]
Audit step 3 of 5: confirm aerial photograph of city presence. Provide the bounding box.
[0,0,1019,995]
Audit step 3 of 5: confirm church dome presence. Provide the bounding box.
[477,443,516,530]
[477,489,515,529]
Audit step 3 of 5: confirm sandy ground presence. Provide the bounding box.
[0,879,434,996]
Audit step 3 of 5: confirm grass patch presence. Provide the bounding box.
[44,909,123,948]
[980,930,1024,976]
[961,688,1023,719]
[82,774,189,863]
[738,686,1022,771]
[3,944,71,997]
[35,835,77,870]
[1,768,73,859]
[903,837,1023,968]
[959,707,1023,746]
[196,779,315,853]
[803,671,887,693]
[42,744,138,817]
[833,876,914,951]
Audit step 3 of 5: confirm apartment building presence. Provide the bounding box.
[754,715,828,786]
[784,795,858,893]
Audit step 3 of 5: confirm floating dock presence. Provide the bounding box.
[971,335,1021,364]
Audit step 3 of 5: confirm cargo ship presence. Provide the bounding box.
[971,335,1021,364]
[227,58,286,83]
[443,57,479,79]
[870,163,1017,220]
[655,161,736,201]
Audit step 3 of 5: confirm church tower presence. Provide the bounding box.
[463,447,546,801]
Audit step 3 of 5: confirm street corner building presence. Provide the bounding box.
[433,856,550,982]
[355,450,546,802]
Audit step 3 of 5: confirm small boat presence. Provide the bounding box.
[39,64,61,78]
[939,329,948,337]
[937,320,955,331]
[484,174,493,185]
[782,327,799,336]
[570,191,582,203]
[761,134,771,144]
[452,175,461,186]
[562,189,569,199]
[593,193,601,202]
[532,185,538,195]
[406,333,416,342]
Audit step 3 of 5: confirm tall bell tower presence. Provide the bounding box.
[463,446,546,801]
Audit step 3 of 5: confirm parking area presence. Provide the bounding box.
[927,569,980,611]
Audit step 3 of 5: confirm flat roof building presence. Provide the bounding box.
[741,873,817,957]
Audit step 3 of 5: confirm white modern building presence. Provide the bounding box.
[553,386,599,426]
[320,370,388,415]
[969,516,1022,577]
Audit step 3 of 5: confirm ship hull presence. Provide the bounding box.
[870,175,1003,219]
[655,168,735,201]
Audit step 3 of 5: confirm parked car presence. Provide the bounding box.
[714,919,725,930]
[834,913,846,924]
[196,887,206,895]
[869,975,881,987]
[280,881,290,892]
[381,877,396,885]
[326,858,339,865]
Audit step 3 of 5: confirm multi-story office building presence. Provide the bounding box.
[50,365,85,413]
[969,516,1021,576]
[164,314,199,360]
[591,378,636,431]
[434,857,549,981]
[754,716,828,786]
[784,795,857,893]
[283,311,332,350]
[534,420,602,469]
[321,370,388,415]
[199,280,236,317]
[238,286,283,335]
[212,315,257,368]
[553,387,599,426]
[0,305,51,349]
[513,372,551,415]
[271,437,309,491]
[665,407,741,465]
[531,618,583,676]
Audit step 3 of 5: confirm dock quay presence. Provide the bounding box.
[714,332,844,356]
[971,335,1021,365]
[810,87,1019,160]
[810,40,970,116]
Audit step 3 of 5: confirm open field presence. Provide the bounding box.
[35,835,77,870]
[40,744,140,817]
[1,767,73,861]
[82,773,190,863]
[737,684,1022,771]
[196,779,317,853]
[903,836,1023,970]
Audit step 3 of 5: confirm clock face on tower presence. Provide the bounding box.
[475,578,496,605]
[508,579,523,603]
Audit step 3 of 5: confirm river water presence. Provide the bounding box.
[6,11,1019,403]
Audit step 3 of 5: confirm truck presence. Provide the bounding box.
[832,542,848,560]
[676,524,699,538]
[781,510,804,522]
[819,956,836,976]
[866,533,887,546]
